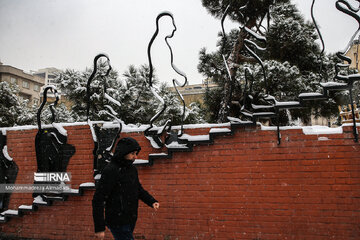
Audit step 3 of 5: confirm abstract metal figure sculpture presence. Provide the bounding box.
[34,85,75,199]
[220,4,235,109]
[333,0,360,142]
[86,53,113,121]
[222,2,305,144]
[334,0,360,78]
[37,86,59,132]
[101,59,122,154]
[219,0,359,145]
[0,131,18,211]
[35,86,75,173]
[221,2,269,111]
[145,12,188,148]
[86,54,122,177]
[222,5,274,113]
[311,0,326,78]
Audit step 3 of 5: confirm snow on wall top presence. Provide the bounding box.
[261,124,344,135]
[0,121,351,136]
[302,126,343,135]
[52,123,67,136]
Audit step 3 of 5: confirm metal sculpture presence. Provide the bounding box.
[220,4,235,112]
[35,86,75,172]
[299,0,360,142]
[86,53,113,120]
[334,0,360,142]
[221,3,281,140]
[37,86,59,131]
[167,25,188,138]
[86,54,122,177]
[221,2,317,144]
[220,1,269,108]
[34,86,75,200]
[145,12,188,148]
[216,0,360,144]
[0,131,18,211]
[311,0,326,78]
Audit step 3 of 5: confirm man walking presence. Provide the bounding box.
[92,137,159,240]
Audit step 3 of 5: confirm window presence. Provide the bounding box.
[19,93,31,102]
[10,77,17,84]
[22,80,30,89]
[34,84,40,92]
[33,98,40,105]
[34,72,46,78]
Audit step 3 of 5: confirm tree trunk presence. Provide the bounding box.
[217,18,257,123]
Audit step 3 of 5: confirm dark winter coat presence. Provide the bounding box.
[92,137,157,233]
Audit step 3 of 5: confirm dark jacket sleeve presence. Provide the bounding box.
[92,166,117,233]
[137,167,157,207]
[138,182,157,207]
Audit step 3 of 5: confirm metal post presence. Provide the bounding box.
[276,109,281,145]
[349,89,358,142]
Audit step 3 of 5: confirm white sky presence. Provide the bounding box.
[0,0,357,85]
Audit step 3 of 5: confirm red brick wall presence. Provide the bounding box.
[1,124,359,240]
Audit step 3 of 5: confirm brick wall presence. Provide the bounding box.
[0,124,359,240]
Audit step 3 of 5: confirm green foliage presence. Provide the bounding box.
[39,102,75,124]
[54,64,206,126]
[0,63,206,127]
[198,1,344,125]
[55,62,121,122]
[0,81,35,127]
[201,0,289,23]
[203,86,223,122]
[266,3,320,72]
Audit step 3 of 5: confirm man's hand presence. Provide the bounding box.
[95,231,105,239]
[153,202,160,211]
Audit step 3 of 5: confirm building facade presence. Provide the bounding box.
[345,39,360,71]
[169,79,218,106]
[0,62,45,106]
[32,67,61,91]
[32,67,75,110]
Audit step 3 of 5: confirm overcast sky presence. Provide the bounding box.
[0,0,357,85]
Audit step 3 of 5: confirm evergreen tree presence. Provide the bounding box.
[201,0,290,122]
[120,65,157,124]
[199,0,343,124]
[54,62,121,122]
[121,65,206,125]
[158,83,206,125]
[0,81,35,127]
[266,2,320,72]
[39,102,75,124]
[54,64,206,126]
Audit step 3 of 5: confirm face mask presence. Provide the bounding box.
[120,158,134,167]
